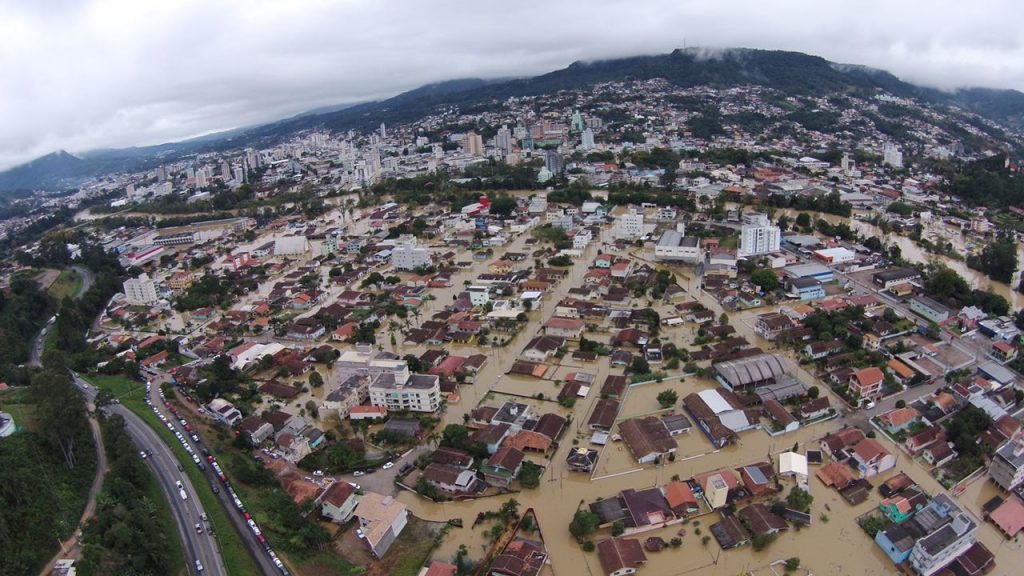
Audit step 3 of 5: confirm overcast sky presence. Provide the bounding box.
[1,0,1022,170]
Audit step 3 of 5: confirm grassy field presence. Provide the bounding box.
[47,270,83,300]
[0,387,37,431]
[85,374,260,576]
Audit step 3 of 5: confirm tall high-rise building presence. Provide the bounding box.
[739,213,780,256]
[495,125,514,156]
[233,166,245,184]
[123,273,159,306]
[464,131,484,156]
[883,143,903,168]
[379,122,387,139]
[581,128,595,150]
[545,150,564,174]
[570,110,585,132]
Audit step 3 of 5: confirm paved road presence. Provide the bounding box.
[146,371,280,576]
[28,266,94,368]
[73,373,227,576]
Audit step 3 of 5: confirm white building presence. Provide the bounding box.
[368,363,441,413]
[654,230,701,263]
[613,208,644,240]
[739,214,781,257]
[123,273,159,306]
[581,128,595,150]
[468,286,490,307]
[274,235,310,256]
[496,125,514,156]
[572,228,593,249]
[390,236,431,271]
[883,143,903,168]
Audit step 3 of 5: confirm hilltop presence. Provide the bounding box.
[3,47,1024,192]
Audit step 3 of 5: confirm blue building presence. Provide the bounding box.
[789,277,826,301]
[783,262,834,283]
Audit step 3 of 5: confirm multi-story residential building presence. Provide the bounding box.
[167,270,195,291]
[123,273,159,305]
[909,495,977,576]
[738,212,780,257]
[989,435,1024,491]
[883,142,904,168]
[354,492,408,558]
[849,367,885,401]
[391,236,431,271]
[613,208,644,240]
[368,363,441,413]
[654,230,701,263]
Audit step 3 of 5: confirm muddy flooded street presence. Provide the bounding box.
[373,223,899,574]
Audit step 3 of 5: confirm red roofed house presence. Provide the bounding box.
[662,481,699,516]
[849,367,885,402]
[543,316,585,340]
[597,537,647,576]
[850,438,897,478]
[320,480,357,523]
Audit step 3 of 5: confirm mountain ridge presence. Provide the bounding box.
[3,47,1024,192]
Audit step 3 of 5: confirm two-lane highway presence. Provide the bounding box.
[73,373,227,576]
[146,371,280,575]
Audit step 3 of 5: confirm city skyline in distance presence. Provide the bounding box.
[2,0,1023,170]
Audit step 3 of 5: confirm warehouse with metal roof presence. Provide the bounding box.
[714,353,789,391]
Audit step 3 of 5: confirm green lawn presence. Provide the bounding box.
[0,387,38,432]
[85,374,260,576]
[48,270,83,300]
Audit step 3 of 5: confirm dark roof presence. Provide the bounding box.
[262,410,293,432]
[710,514,750,549]
[588,399,620,430]
[487,447,525,472]
[737,503,788,535]
[430,447,474,468]
[601,375,628,398]
[597,538,647,576]
[259,380,301,399]
[533,413,566,441]
[321,480,355,508]
[619,417,677,459]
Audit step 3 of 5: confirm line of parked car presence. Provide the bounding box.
[145,379,290,576]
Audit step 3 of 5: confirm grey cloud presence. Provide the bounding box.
[1,0,1023,170]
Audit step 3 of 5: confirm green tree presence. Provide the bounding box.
[308,371,324,388]
[656,389,679,408]
[807,386,819,399]
[569,509,600,540]
[489,196,518,217]
[787,486,814,512]
[751,269,779,292]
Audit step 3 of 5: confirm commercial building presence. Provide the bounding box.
[123,273,159,306]
[739,213,780,256]
[910,296,951,324]
[873,268,921,290]
[812,247,856,264]
[391,236,431,271]
[714,353,789,392]
[654,230,701,263]
[789,277,826,301]
[368,363,441,413]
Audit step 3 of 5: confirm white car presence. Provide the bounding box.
[313,470,324,477]
[382,462,394,470]
[356,528,365,539]
[139,450,148,459]
[352,470,365,477]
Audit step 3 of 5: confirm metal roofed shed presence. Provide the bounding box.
[696,389,733,414]
[778,452,808,478]
[714,353,789,391]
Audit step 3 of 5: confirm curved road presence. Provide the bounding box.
[73,373,227,576]
[28,266,95,368]
[146,372,279,576]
